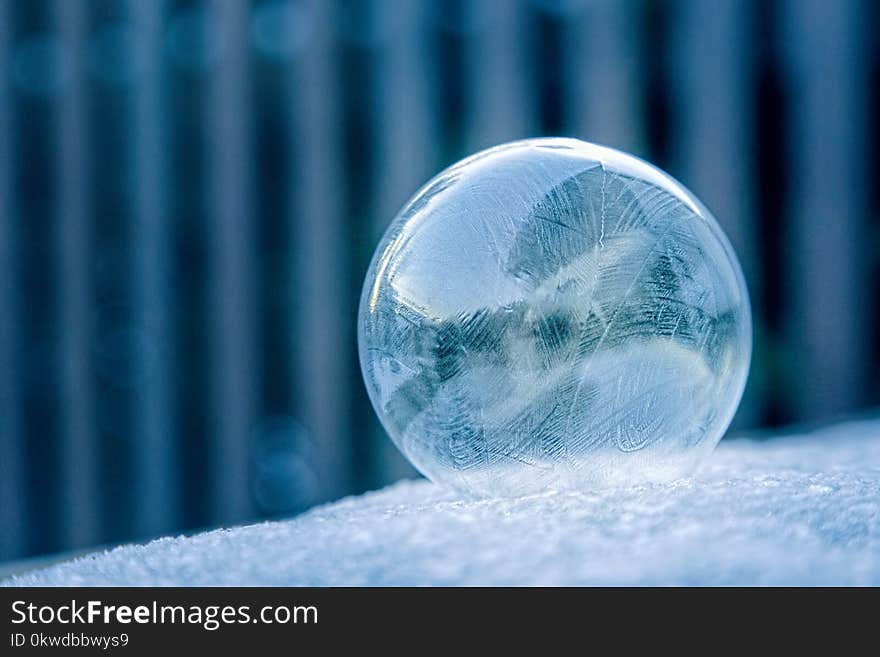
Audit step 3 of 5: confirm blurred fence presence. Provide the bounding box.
[0,0,878,561]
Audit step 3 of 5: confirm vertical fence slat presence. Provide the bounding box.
[781,0,870,421]
[291,0,351,500]
[372,0,437,228]
[369,0,437,481]
[207,0,257,523]
[565,0,645,155]
[54,0,97,548]
[167,3,215,528]
[669,0,759,428]
[13,1,64,555]
[0,1,25,561]
[464,0,537,150]
[130,0,175,537]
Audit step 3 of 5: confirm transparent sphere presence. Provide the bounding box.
[359,138,751,497]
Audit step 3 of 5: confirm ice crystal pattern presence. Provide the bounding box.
[359,138,751,497]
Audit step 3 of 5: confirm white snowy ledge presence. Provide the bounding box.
[6,419,880,586]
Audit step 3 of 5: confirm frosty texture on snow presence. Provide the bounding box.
[6,420,880,586]
[359,138,751,496]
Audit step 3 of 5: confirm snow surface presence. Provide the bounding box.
[6,419,880,586]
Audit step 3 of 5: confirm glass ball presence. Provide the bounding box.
[359,138,751,497]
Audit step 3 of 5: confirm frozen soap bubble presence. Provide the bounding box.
[359,138,751,497]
